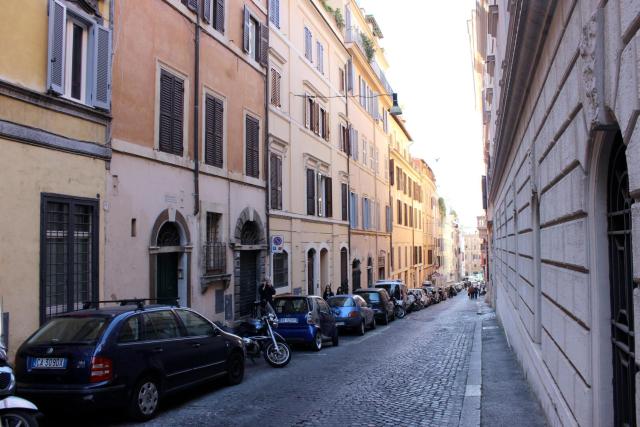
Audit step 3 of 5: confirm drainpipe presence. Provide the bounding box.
[346,58,352,292]
[388,144,392,280]
[193,2,201,216]
[264,7,270,282]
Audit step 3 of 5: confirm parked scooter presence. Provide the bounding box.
[0,344,40,426]
[230,302,291,368]
[392,297,406,319]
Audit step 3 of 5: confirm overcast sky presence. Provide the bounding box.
[359,0,484,230]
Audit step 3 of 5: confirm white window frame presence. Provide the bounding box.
[63,16,89,103]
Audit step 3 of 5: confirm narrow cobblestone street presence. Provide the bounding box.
[104,295,480,427]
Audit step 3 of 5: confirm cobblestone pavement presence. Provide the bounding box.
[50,294,480,427]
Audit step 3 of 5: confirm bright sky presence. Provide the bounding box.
[359,0,484,230]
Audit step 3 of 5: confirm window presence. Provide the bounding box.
[362,198,370,230]
[118,316,140,343]
[204,94,224,167]
[269,0,280,28]
[339,124,349,154]
[244,6,267,65]
[245,115,260,178]
[142,311,181,340]
[383,109,389,133]
[350,192,358,228]
[304,27,313,61]
[350,127,359,160]
[41,194,98,322]
[270,68,282,107]
[159,69,185,156]
[316,41,324,73]
[362,139,367,165]
[205,213,224,273]
[404,203,408,226]
[397,200,402,225]
[203,0,225,33]
[306,169,332,217]
[339,67,345,94]
[389,159,395,185]
[273,252,289,288]
[319,107,329,140]
[386,205,392,232]
[306,169,315,215]
[177,310,214,336]
[47,0,111,109]
[341,183,348,221]
[270,153,282,210]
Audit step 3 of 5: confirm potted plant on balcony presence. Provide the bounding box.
[361,32,375,62]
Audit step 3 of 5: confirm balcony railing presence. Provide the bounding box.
[204,241,226,274]
[345,26,366,56]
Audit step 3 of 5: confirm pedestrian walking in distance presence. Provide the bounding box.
[323,284,334,300]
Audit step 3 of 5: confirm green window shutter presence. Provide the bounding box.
[306,169,315,215]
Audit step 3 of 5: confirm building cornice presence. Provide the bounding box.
[488,0,557,203]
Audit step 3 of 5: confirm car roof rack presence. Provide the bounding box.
[82,298,180,311]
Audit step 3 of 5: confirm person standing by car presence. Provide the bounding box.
[259,279,276,307]
[323,284,334,300]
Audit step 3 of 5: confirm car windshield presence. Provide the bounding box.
[327,297,355,307]
[274,298,309,315]
[358,292,380,303]
[28,316,109,345]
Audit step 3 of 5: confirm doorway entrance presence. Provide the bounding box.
[607,132,637,427]
[307,249,316,295]
[155,221,186,306]
[237,251,257,317]
[352,259,361,292]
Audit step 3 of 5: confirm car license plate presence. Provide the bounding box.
[279,318,298,324]
[29,357,67,370]
[336,322,345,326]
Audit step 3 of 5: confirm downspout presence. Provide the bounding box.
[388,143,392,280]
[346,58,352,291]
[193,2,201,216]
[264,7,271,281]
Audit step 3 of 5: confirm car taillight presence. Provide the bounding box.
[306,312,315,325]
[90,357,113,383]
[349,311,359,318]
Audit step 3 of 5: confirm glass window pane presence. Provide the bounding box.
[176,310,214,337]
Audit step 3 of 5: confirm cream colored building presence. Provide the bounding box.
[340,0,392,289]
[414,159,438,284]
[389,117,425,288]
[0,0,113,353]
[463,230,483,277]
[267,0,350,296]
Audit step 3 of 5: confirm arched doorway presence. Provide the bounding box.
[340,248,348,292]
[320,248,329,292]
[155,221,187,306]
[607,132,636,427]
[367,256,373,287]
[307,249,316,295]
[352,259,361,292]
[237,221,260,317]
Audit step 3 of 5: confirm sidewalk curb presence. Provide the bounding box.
[458,318,482,427]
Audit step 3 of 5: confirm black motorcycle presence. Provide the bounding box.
[231,302,291,368]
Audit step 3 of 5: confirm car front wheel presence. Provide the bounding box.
[226,352,245,384]
[129,376,160,421]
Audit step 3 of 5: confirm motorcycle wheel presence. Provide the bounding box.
[0,411,39,427]
[263,341,291,368]
[395,306,406,319]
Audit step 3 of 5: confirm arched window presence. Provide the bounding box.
[273,251,288,289]
[157,222,181,246]
[240,221,260,245]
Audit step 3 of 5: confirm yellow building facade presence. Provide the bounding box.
[0,0,112,353]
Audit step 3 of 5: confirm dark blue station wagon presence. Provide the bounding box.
[14,303,245,421]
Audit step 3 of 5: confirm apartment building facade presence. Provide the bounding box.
[463,230,482,277]
[414,159,438,285]
[389,117,425,287]
[474,0,640,425]
[106,0,268,322]
[267,0,350,296]
[0,0,113,353]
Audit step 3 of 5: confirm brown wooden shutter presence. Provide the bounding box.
[325,177,332,218]
[205,95,215,165]
[213,97,224,167]
[214,0,225,32]
[172,77,184,156]
[341,183,348,221]
[270,154,277,209]
[259,22,269,66]
[246,115,259,177]
[243,5,250,52]
[159,70,183,155]
[306,169,315,215]
[389,159,395,185]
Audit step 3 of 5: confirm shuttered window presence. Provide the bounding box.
[306,169,315,215]
[397,200,402,225]
[270,154,282,210]
[339,67,345,94]
[339,124,349,154]
[271,68,281,107]
[204,95,224,168]
[159,69,184,156]
[316,41,324,73]
[46,0,111,109]
[270,0,280,28]
[341,183,348,221]
[213,0,225,33]
[245,115,260,178]
[304,27,312,61]
[325,177,332,218]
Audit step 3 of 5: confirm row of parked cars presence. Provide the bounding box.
[6,281,457,423]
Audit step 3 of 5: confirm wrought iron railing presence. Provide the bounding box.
[204,241,226,274]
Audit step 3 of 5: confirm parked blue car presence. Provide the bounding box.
[327,295,376,336]
[273,296,338,351]
[14,302,245,421]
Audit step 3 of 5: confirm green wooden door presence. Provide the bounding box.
[157,252,179,305]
